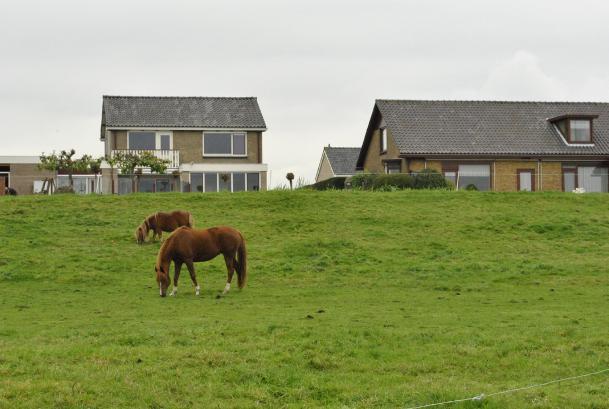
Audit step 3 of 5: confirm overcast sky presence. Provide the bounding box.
[1,0,608,186]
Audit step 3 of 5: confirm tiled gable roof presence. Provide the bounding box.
[324,147,360,175]
[374,99,609,156]
[102,96,266,129]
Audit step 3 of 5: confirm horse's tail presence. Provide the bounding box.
[235,235,247,289]
[188,212,194,228]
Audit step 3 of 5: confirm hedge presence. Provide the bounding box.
[351,169,452,190]
[308,177,346,190]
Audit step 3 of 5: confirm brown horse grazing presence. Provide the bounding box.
[135,210,194,244]
[155,226,247,297]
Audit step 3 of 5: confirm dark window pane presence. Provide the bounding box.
[191,173,203,192]
[205,173,218,192]
[129,132,156,150]
[233,133,246,155]
[160,134,171,150]
[233,173,245,191]
[204,133,231,154]
[247,173,260,191]
[219,173,231,191]
[385,162,400,174]
[156,179,171,192]
[118,177,132,195]
[139,178,154,193]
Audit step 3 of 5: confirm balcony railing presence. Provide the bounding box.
[111,149,180,169]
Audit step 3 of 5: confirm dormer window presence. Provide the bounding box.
[549,114,598,145]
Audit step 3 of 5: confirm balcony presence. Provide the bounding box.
[111,149,180,170]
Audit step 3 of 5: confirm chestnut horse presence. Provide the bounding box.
[135,210,194,244]
[155,226,247,297]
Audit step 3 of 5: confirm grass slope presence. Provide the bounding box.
[1,190,609,408]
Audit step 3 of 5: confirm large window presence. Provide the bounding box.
[188,172,260,192]
[578,166,608,193]
[128,132,156,150]
[128,131,172,150]
[57,175,98,194]
[203,132,247,156]
[457,164,491,191]
[562,165,608,193]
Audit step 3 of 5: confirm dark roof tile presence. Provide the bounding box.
[102,96,266,129]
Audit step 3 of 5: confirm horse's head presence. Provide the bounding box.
[155,262,170,297]
[135,225,146,244]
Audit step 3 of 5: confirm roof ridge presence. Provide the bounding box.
[376,99,609,104]
[325,146,360,149]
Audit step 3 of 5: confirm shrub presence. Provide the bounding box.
[465,184,478,191]
[351,173,377,189]
[351,169,452,191]
[372,174,414,190]
[412,169,452,189]
[309,177,346,191]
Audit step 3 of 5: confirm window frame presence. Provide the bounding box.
[188,172,260,192]
[566,119,593,144]
[516,168,535,192]
[127,131,173,150]
[202,132,248,157]
[383,160,401,174]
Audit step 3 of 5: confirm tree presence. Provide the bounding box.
[39,150,103,192]
[113,152,170,192]
[286,172,295,190]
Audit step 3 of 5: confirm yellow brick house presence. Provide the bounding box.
[356,100,609,192]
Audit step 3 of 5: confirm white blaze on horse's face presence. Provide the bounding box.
[159,283,163,296]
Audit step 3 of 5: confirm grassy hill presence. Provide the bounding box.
[1,190,609,408]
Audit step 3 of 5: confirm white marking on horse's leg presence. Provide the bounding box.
[222,282,231,294]
[170,286,177,296]
[195,285,200,296]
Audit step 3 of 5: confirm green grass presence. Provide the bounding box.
[1,190,609,408]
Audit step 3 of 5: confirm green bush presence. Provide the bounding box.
[309,177,346,191]
[372,173,414,189]
[351,169,451,191]
[413,169,452,189]
[350,173,377,189]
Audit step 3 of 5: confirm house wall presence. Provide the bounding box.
[110,130,262,164]
[540,161,562,191]
[8,164,54,195]
[316,153,335,182]
[362,128,405,173]
[412,158,581,191]
[494,160,538,192]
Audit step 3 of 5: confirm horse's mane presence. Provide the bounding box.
[156,227,182,270]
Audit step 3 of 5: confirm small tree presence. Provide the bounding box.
[286,172,295,190]
[39,149,101,192]
[114,152,170,192]
[105,153,121,194]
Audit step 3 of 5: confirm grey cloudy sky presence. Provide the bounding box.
[1,0,608,185]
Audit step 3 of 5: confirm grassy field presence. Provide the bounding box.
[1,190,609,408]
